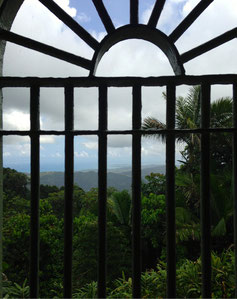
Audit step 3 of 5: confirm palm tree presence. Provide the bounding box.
[107,190,131,226]
[142,86,233,172]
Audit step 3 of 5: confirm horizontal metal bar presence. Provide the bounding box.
[0,29,92,70]
[0,74,237,87]
[169,0,214,43]
[148,0,166,28]
[0,127,236,137]
[38,0,99,50]
[181,27,237,63]
[91,0,115,33]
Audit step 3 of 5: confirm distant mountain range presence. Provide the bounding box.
[40,165,165,191]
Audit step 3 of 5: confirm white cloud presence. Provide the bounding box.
[18,143,31,157]
[75,150,89,158]
[182,0,199,16]
[108,149,121,157]
[77,12,91,23]
[51,152,62,158]
[3,111,30,130]
[83,142,98,150]
[40,136,56,144]
[96,39,173,77]
[54,0,76,17]
[3,152,11,157]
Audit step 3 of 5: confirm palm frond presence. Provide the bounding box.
[210,97,233,128]
[142,117,166,142]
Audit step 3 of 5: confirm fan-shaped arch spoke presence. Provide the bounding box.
[148,0,166,28]
[38,0,99,50]
[169,0,214,43]
[0,29,92,69]
[91,0,115,34]
[181,27,237,63]
[130,0,139,25]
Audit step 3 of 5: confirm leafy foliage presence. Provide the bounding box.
[3,168,29,200]
[142,172,166,196]
[108,190,131,226]
[141,193,166,248]
[142,86,233,172]
[3,277,29,299]
[72,215,131,289]
[175,207,200,243]
[73,281,98,298]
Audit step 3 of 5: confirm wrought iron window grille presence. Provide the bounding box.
[0,0,236,298]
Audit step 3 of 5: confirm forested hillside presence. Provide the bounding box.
[39,165,166,191]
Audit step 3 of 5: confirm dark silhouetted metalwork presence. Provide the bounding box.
[132,85,142,298]
[200,84,211,297]
[98,85,108,297]
[64,86,74,298]
[30,86,40,298]
[166,84,176,298]
[1,0,237,297]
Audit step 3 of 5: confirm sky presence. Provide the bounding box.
[2,0,237,172]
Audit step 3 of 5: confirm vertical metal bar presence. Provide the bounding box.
[200,83,211,298]
[233,84,237,298]
[130,0,139,25]
[64,86,74,298]
[166,84,176,298]
[132,85,142,298]
[98,85,108,298]
[30,86,40,298]
[0,88,3,298]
